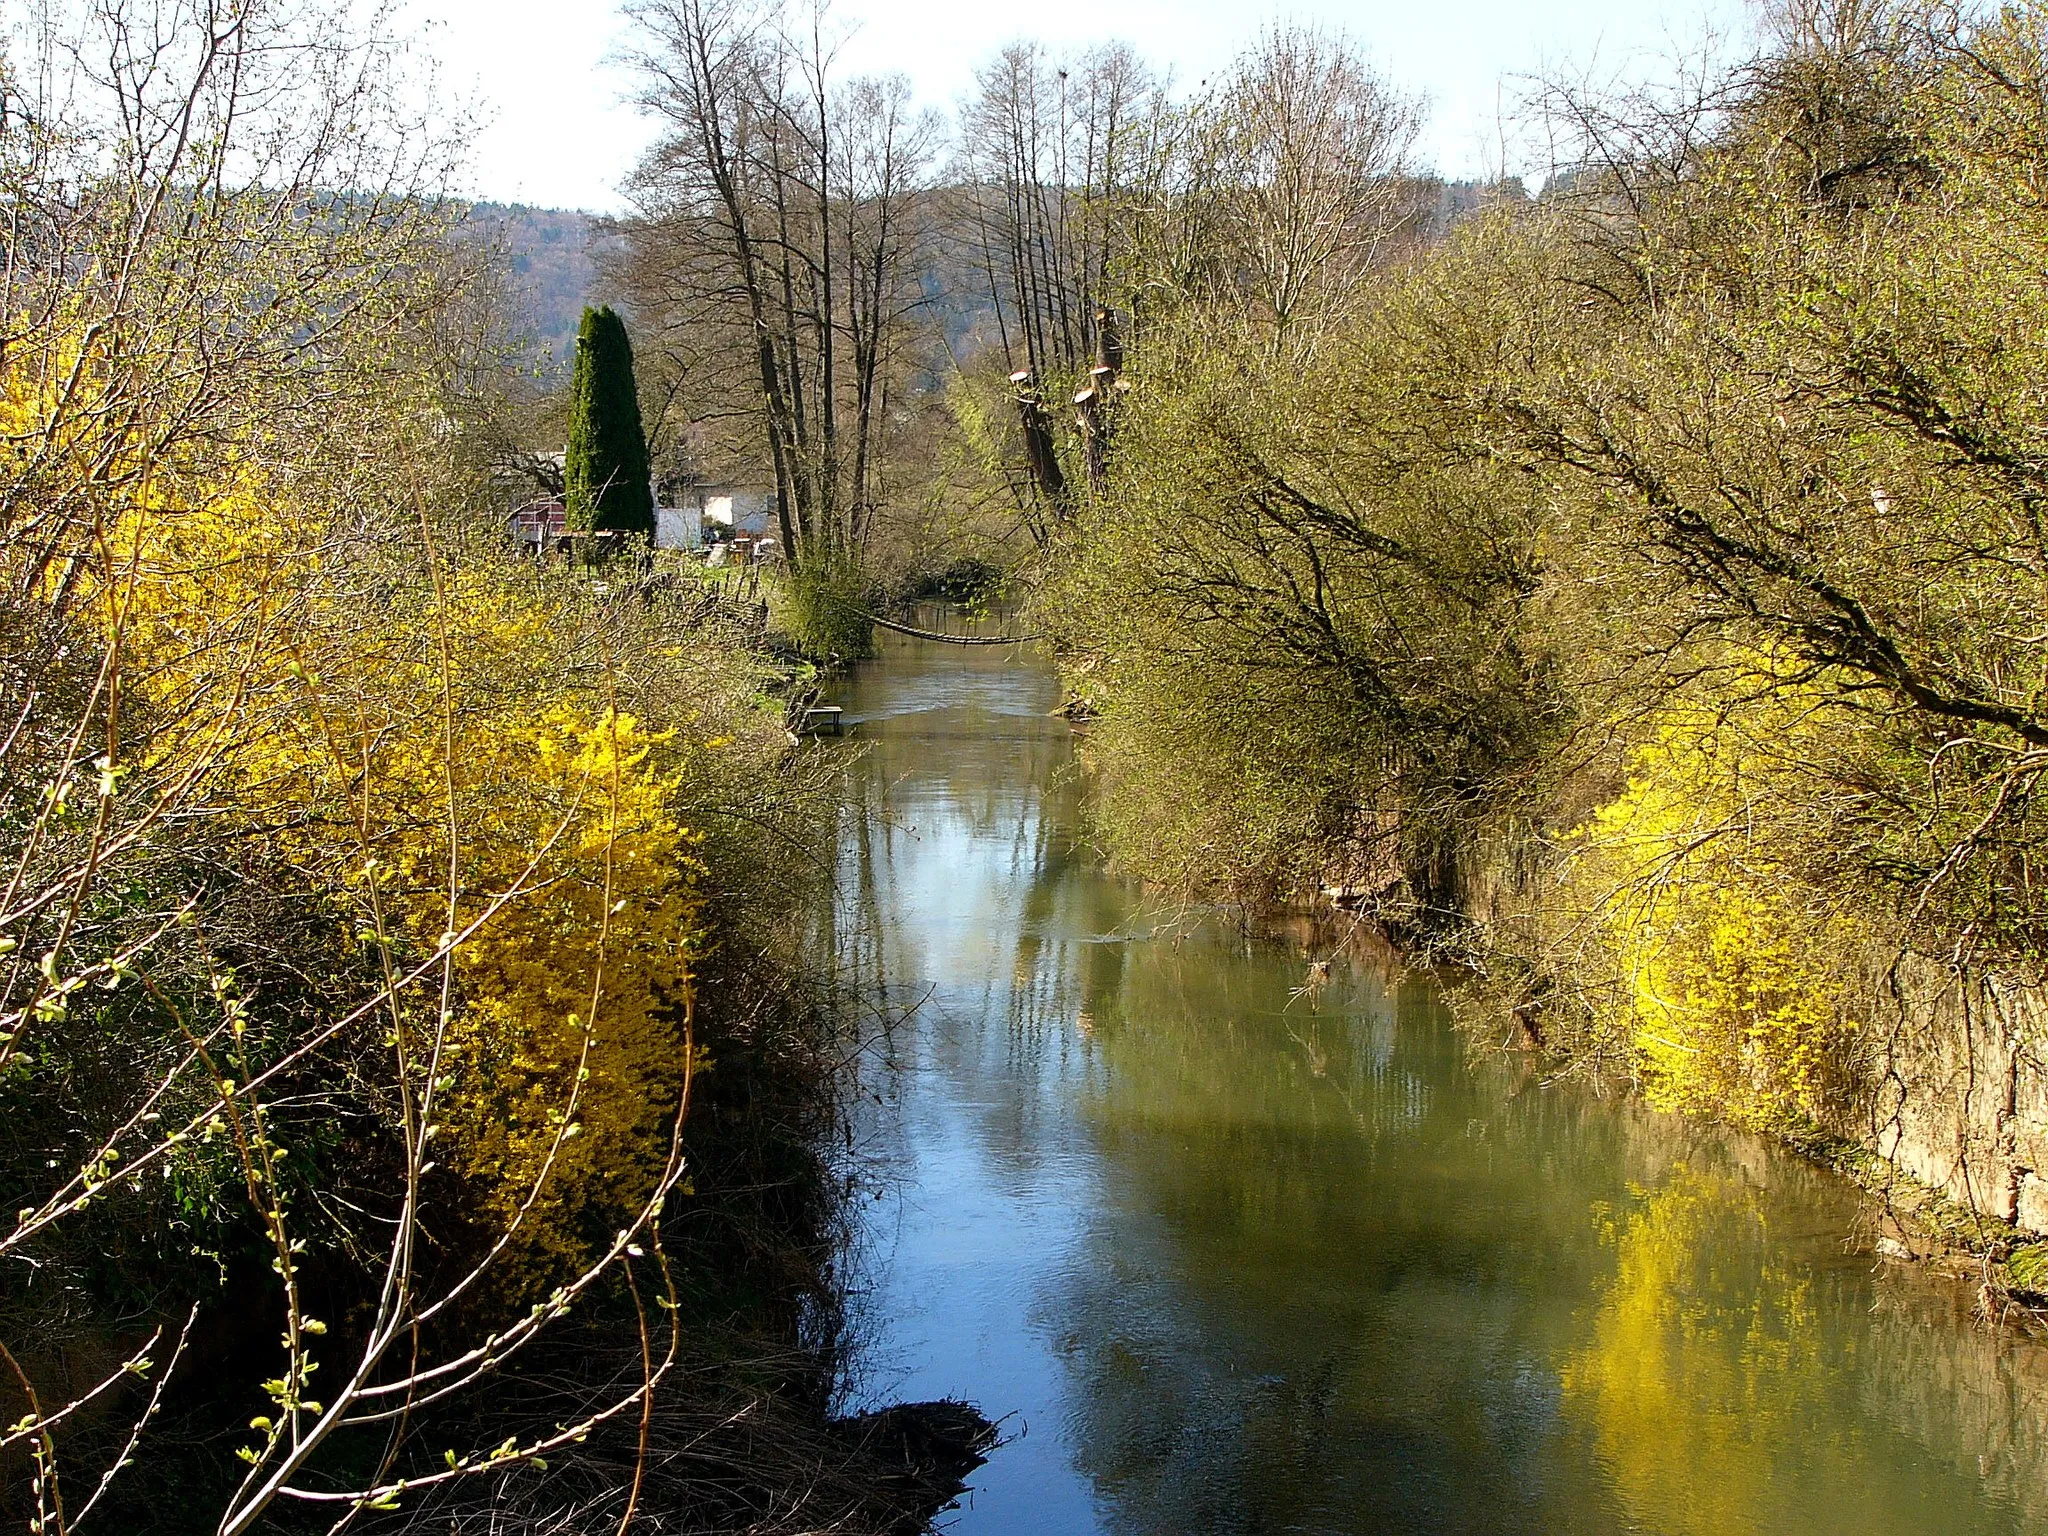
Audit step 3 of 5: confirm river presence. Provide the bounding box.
[823,619,2048,1535]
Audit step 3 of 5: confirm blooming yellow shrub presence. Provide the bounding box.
[430,705,707,1259]
[1562,698,1864,1132]
[25,388,719,1277]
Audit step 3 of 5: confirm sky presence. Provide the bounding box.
[412,0,1757,213]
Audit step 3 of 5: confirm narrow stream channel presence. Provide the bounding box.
[825,620,2048,1535]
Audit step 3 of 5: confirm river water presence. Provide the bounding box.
[825,622,2048,1535]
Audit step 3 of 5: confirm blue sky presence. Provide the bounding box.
[415,0,1755,212]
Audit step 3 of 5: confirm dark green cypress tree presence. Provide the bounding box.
[563,305,655,537]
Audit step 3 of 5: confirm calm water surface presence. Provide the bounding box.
[826,621,2048,1535]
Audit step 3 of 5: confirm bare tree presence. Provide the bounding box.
[953,42,1170,379]
[1209,28,1422,340]
[619,0,939,574]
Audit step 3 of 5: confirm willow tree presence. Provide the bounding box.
[564,304,655,536]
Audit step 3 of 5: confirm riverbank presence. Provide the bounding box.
[1029,4,2048,1336]
[0,522,986,1533]
[337,973,995,1536]
[1437,831,2048,1313]
[1161,831,2048,1315]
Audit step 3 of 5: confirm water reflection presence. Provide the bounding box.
[829,622,2048,1535]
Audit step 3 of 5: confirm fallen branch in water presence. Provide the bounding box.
[862,611,1041,646]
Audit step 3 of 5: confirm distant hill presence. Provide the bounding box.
[470,203,625,369]
[470,179,1522,376]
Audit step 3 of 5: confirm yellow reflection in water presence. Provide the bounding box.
[1563,1165,1831,1536]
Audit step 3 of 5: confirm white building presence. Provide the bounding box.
[693,484,778,538]
[647,482,779,551]
[654,499,701,551]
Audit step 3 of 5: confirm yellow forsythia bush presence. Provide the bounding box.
[57,417,717,1277]
[1560,699,1864,1132]
[430,705,707,1259]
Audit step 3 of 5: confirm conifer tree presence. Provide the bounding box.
[564,305,655,537]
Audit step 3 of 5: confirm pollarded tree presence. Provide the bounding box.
[565,304,656,536]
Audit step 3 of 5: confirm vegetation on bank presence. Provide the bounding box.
[0,5,944,1531]
[1036,0,2048,1173]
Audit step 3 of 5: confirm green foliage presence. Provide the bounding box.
[1046,215,1569,908]
[1042,0,2048,1144]
[564,305,654,536]
[774,555,877,663]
